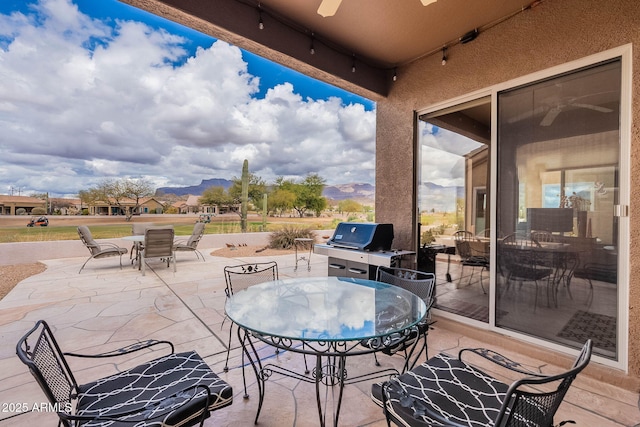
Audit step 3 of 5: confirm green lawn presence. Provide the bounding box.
[0,220,331,243]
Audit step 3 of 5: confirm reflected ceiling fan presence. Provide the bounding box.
[539,94,614,126]
[508,92,615,127]
[318,0,437,17]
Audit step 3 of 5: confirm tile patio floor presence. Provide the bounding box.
[0,243,638,426]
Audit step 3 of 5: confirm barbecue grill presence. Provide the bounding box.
[314,222,415,279]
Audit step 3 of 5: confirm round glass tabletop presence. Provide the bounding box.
[225,276,427,342]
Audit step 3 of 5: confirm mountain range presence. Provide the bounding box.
[156,179,462,209]
[155,179,377,203]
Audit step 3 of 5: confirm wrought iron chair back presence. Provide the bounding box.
[367,266,436,371]
[377,339,593,427]
[16,320,77,426]
[17,320,233,427]
[223,261,279,297]
[494,339,593,426]
[376,266,435,304]
[223,261,279,373]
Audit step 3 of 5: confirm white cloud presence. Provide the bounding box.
[0,0,376,197]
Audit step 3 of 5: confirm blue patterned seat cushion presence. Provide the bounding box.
[76,351,232,427]
[373,353,509,426]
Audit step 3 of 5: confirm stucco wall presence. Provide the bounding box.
[375,0,640,384]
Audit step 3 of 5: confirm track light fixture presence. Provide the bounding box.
[460,29,478,44]
[441,47,447,65]
[351,55,356,73]
[393,68,397,81]
[257,4,264,30]
[309,33,315,55]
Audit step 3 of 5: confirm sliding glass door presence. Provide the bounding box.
[417,96,492,322]
[496,59,621,359]
[418,56,624,361]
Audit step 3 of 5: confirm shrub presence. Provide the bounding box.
[269,226,315,250]
[16,208,26,215]
[421,229,436,245]
[31,207,46,215]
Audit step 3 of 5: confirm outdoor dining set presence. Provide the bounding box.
[77,222,206,275]
[15,227,594,427]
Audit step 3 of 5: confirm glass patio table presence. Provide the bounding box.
[225,276,427,426]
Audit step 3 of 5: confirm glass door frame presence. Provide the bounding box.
[417,44,631,370]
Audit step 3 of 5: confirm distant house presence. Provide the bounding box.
[173,195,219,215]
[0,195,46,215]
[88,197,164,216]
[49,198,82,215]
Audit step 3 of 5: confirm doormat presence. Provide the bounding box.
[436,300,507,323]
[557,310,616,353]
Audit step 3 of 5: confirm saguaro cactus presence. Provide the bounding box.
[240,159,249,233]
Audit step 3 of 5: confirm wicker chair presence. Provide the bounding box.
[16,320,233,427]
[77,226,128,273]
[373,339,592,427]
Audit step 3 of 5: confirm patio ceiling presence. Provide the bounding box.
[121,0,535,98]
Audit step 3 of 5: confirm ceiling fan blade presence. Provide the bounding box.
[571,103,613,113]
[507,105,547,124]
[420,0,438,5]
[317,0,342,17]
[540,107,561,126]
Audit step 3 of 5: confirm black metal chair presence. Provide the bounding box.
[223,261,279,372]
[499,234,554,310]
[16,320,233,427]
[453,230,489,293]
[373,339,592,427]
[77,226,128,273]
[362,266,436,373]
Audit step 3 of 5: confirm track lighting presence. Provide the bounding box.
[460,29,478,44]
[310,33,315,55]
[393,68,397,81]
[351,55,356,73]
[441,47,447,65]
[257,4,264,30]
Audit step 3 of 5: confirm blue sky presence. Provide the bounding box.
[0,0,376,197]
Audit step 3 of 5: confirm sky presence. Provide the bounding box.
[0,0,377,198]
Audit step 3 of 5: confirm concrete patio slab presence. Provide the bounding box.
[1,239,638,426]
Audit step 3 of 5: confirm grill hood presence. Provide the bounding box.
[327,222,394,251]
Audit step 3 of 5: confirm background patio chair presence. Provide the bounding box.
[130,222,152,262]
[223,261,279,373]
[373,339,592,427]
[498,234,554,310]
[16,319,233,427]
[453,230,489,293]
[174,222,206,261]
[77,225,128,273]
[140,226,176,276]
[362,266,436,372]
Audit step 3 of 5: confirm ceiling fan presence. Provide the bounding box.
[538,95,613,126]
[317,0,437,17]
[507,92,615,127]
